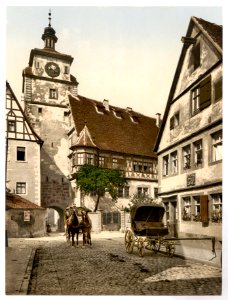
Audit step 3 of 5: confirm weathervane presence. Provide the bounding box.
[48,9,51,27]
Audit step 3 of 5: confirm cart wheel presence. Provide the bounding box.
[138,237,145,257]
[166,243,175,257]
[151,240,160,253]
[125,230,134,254]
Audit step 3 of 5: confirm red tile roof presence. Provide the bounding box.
[6,192,45,209]
[69,95,159,158]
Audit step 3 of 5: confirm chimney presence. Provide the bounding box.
[156,113,162,127]
[103,99,109,111]
[126,107,132,112]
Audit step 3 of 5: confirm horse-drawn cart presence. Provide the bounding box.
[124,203,175,257]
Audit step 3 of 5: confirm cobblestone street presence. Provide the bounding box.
[16,232,222,295]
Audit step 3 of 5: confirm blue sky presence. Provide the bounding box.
[5,3,223,118]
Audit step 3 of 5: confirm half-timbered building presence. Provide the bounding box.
[154,17,222,241]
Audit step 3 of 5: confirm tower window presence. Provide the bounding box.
[49,89,58,99]
[16,182,26,194]
[17,147,26,161]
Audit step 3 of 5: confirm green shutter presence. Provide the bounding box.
[199,76,211,110]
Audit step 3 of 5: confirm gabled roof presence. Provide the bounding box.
[68,95,159,158]
[6,192,45,209]
[6,81,43,145]
[154,17,222,152]
[193,17,222,52]
[72,124,97,148]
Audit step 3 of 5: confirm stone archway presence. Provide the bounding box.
[46,205,65,232]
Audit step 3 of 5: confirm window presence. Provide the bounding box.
[99,156,105,167]
[112,158,118,169]
[118,186,129,198]
[193,196,200,221]
[154,188,158,199]
[163,155,169,176]
[171,151,178,174]
[86,154,93,165]
[16,182,26,194]
[38,108,42,114]
[137,187,148,197]
[143,163,153,173]
[192,43,201,70]
[212,131,222,162]
[133,161,142,172]
[102,212,120,225]
[211,193,222,223]
[8,120,16,132]
[214,78,222,102]
[183,145,191,170]
[193,140,203,166]
[35,61,40,68]
[17,147,26,161]
[130,115,140,123]
[170,112,180,130]
[49,88,58,99]
[182,197,191,221]
[191,76,211,115]
[64,66,69,74]
[77,153,84,165]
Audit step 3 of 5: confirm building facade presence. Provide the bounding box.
[154,17,222,240]
[22,16,78,224]
[6,81,43,206]
[68,96,160,229]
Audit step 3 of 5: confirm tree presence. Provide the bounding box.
[75,164,126,212]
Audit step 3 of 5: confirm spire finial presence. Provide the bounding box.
[48,9,51,27]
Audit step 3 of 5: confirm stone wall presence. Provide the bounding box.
[6,208,47,238]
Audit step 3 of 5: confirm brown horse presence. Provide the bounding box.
[81,212,92,246]
[66,211,81,246]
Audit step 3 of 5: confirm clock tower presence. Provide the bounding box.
[22,11,78,216]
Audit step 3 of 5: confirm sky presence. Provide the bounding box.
[4,1,223,119]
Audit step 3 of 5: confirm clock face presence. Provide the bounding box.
[45,62,60,77]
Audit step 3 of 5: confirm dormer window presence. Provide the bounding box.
[113,110,123,119]
[95,104,105,114]
[130,115,139,123]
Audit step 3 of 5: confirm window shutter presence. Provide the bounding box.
[199,76,211,110]
[200,195,208,223]
[214,78,222,101]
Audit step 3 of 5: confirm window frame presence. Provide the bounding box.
[16,146,26,162]
[49,88,58,99]
[211,130,222,163]
[182,145,191,170]
[16,182,26,194]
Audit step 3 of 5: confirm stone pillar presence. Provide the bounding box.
[88,211,102,233]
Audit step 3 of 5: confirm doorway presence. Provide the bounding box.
[163,197,178,237]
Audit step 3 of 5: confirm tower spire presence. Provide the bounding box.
[42,9,58,50]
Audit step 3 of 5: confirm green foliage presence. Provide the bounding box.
[75,164,126,211]
[124,193,154,212]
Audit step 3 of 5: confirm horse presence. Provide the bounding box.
[81,211,92,246]
[66,211,81,246]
